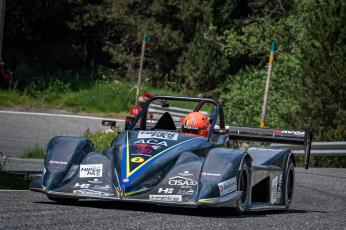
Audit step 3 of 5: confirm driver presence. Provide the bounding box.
[181,112,210,137]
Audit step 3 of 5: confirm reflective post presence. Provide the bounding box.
[136,34,149,106]
[260,41,276,128]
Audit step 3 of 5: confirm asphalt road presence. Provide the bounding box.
[0,110,123,158]
[0,168,345,229]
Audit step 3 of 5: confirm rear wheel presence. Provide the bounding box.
[282,159,295,209]
[47,195,78,204]
[235,161,250,214]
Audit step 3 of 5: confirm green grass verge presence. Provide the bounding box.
[0,171,30,189]
[22,148,45,159]
[84,130,117,152]
[1,80,191,114]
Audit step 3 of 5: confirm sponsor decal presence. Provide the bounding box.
[80,164,103,178]
[131,153,152,157]
[138,131,178,140]
[131,157,144,163]
[134,139,168,150]
[73,189,113,197]
[48,160,67,166]
[94,184,111,191]
[177,189,194,195]
[135,144,153,154]
[201,172,221,177]
[123,178,129,183]
[178,171,193,177]
[73,183,90,189]
[149,195,182,202]
[158,188,173,194]
[123,133,196,179]
[168,176,198,188]
[182,125,198,130]
[218,177,237,196]
[88,178,103,184]
[271,175,282,204]
[273,130,305,136]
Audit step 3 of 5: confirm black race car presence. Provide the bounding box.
[30,96,312,214]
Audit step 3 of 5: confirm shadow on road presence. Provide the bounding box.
[35,200,327,218]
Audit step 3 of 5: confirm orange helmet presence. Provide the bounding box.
[182,112,210,137]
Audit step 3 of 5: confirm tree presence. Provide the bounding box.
[298,0,346,141]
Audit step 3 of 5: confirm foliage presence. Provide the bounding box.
[3,0,346,143]
[221,53,300,128]
[0,171,30,189]
[220,0,345,143]
[84,130,117,152]
[22,148,45,159]
[176,29,230,92]
[220,0,303,128]
[0,78,190,115]
[297,0,346,141]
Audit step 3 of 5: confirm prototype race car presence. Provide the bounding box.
[30,96,312,213]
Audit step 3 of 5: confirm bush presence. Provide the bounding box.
[221,53,301,129]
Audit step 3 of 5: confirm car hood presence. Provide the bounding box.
[113,130,210,194]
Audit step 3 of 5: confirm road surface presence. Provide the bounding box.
[0,110,123,158]
[0,168,345,229]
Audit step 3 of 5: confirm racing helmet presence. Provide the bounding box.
[181,112,210,137]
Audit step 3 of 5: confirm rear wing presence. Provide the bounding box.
[227,126,313,169]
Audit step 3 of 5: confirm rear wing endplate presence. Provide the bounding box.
[227,126,313,169]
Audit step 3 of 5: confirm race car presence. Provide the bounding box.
[30,96,312,214]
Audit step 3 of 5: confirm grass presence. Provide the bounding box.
[0,171,30,189]
[22,148,45,159]
[0,90,40,107]
[1,79,191,115]
[84,130,117,152]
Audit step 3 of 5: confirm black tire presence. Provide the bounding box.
[47,195,78,204]
[235,161,250,214]
[282,159,295,209]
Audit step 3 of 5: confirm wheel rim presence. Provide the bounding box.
[287,168,294,201]
[239,170,247,204]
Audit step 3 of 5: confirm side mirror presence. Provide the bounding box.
[102,120,117,132]
[212,125,229,135]
[125,116,134,130]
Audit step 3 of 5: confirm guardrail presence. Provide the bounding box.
[0,157,43,175]
[270,141,346,156]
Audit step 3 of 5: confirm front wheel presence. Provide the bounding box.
[235,161,250,214]
[282,159,295,209]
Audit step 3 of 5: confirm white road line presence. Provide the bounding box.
[0,110,123,122]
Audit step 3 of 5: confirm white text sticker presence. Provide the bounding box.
[218,177,237,196]
[149,195,182,202]
[80,164,103,178]
[138,131,178,140]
